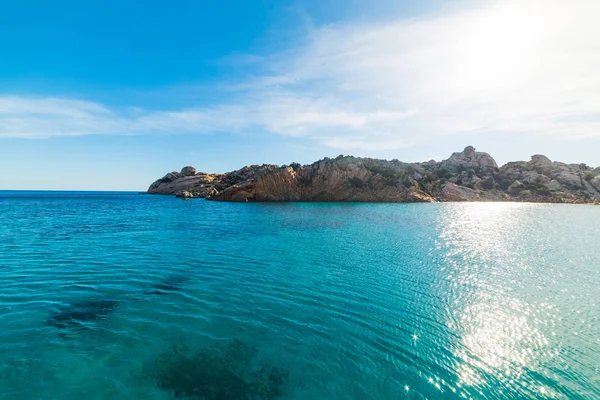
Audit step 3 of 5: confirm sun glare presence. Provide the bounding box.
[451,2,545,93]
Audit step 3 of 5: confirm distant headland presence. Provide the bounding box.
[148,146,600,204]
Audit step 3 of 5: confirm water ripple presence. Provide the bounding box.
[0,193,598,399]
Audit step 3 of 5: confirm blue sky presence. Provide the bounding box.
[1,0,599,190]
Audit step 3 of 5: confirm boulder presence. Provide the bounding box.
[545,180,562,191]
[520,171,547,184]
[519,190,533,198]
[441,183,480,201]
[439,146,498,173]
[553,170,582,188]
[529,154,553,171]
[463,145,475,157]
[175,190,193,198]
[180,166,197,176]
[508,180,524,195]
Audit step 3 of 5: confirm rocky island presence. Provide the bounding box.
[148,146,600,203]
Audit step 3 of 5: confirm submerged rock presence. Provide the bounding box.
[46,298,122,331]
[143,339,287,400]
[146,275,191,295]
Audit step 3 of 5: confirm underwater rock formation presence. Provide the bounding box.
[46,298,122,331]
[148,146,600,204]
[146,275,191,295]
[143,339,287,400]
[47,276,194,335]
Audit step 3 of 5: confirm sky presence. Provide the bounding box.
[1,0,599,190]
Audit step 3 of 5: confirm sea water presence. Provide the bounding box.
[0,191,598,399]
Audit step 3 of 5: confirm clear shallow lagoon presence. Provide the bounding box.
[0,191,599,399]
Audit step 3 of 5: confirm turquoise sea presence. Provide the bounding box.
[0,191,598,400]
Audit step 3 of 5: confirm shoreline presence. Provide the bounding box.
[149,193,600,206]
[147,146,600,204]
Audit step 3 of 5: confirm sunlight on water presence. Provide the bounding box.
[438,203,573,398]
[456,298,548,386]
[440,202,523,261]
[0,193,598,399]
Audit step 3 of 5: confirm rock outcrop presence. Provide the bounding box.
[439,145,498,172]
[147,165,279,198]
[147,147,600,204]
[147,167,220,198]
[213,157,435,202]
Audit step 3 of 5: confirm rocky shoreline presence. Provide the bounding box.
[148,146,600,204]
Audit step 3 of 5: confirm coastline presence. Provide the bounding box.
[147,146,600,204]
[149,195,600,205]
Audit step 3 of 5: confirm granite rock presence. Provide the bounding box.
[148,146,599,204]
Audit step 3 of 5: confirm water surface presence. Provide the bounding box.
[0,191,598,399]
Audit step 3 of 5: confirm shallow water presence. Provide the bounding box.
[0,191,599,399]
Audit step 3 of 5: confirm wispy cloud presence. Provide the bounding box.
[0,96,122,138]
[2,0,599,149]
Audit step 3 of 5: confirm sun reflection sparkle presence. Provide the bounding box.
[439,203,554,396]
[454,299,548,387]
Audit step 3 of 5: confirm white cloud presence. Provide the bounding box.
[0,96,124,138]
[1,0,599,149]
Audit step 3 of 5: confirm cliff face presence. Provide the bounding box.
[148,147,600,203]
[213,157,435,202]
